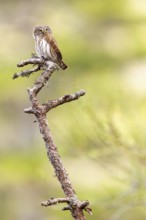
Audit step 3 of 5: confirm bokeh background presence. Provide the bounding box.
[1,0,146,219]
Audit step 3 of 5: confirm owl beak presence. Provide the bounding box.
[44,30,48,35]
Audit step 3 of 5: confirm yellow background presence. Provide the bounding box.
[1,0,146,219]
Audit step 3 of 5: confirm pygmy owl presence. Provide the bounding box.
[33,25,67,70]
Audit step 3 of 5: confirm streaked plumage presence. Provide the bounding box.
[33,25,67,70]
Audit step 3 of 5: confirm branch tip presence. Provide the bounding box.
[62,206,70,211]
[85,207,92,215]
[12,73,18,79]
[24,107,34,114]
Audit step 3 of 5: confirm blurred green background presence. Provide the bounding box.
[1,0,146,219]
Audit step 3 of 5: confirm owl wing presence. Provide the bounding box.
[45,35,63,61]
[50,38,62,61]
[44,34,67,69]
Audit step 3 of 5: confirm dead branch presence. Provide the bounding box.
[43,90,85,112]
[17,57,43,67]
[13,57,92,220]
[13,65,40,79]
[41,197,70,207]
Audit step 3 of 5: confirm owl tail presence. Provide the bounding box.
[58,60,68,70]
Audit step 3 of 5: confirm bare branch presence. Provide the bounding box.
[41,197,70,207]
[24,90,85,114]
[13,65,40,79]
[13,57,44,79]
[17,57,43,67]
[28,69,54,98]
[43,90,85,112]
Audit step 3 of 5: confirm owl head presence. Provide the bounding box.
[33,25,52,37]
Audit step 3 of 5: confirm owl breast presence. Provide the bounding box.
[35,36,52,60]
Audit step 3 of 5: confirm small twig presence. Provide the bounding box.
[13,57,44,79]
[13,65,40,79]
[62,206,70,211]
[43,90,86,112]
[84,207,92,215]
[41,197,70,207]
[24,107,34,114]
[17,57,43,67]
